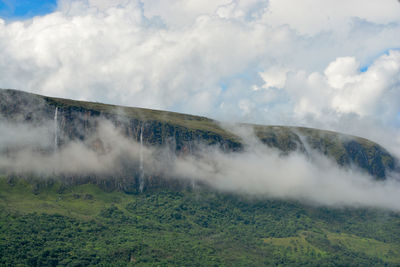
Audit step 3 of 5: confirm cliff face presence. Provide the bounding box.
[0,89,241,151]
[0,89,397,191]
[254,126,395,179]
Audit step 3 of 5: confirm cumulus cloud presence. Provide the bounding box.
[0,0,400,152]
[284,52,400,119]
[259,67,289,89]
[263,0,400,36]
[278,50,400,155]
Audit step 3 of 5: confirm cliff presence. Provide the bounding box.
[0,89,396,192]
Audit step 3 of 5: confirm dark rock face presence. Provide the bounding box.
[0,89,53,123]
[0,89,397,192]
[342,141,395,179]
[50,101,241,154]
[254,125,396,179]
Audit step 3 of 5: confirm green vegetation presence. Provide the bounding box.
[1,176,400,266]
[326,232,400,262]
[44,95,241,143]
[254,125,395,178]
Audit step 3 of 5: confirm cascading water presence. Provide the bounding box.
[54,107,58,153]
[139,125,144,192]
[188,141,196,189]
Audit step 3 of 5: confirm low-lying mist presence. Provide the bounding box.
[1,117,400,211]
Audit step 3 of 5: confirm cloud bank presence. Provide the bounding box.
[1,117,400,211]
[173,127,400,211]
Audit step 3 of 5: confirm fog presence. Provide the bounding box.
[173,132,400,210]
[1,117,400,211]
[0,120,153,176]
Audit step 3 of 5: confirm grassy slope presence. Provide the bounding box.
[44,95,241,143]
[1,176,400,266]
[46,95,382,153]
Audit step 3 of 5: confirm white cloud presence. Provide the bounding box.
[325,57,360,89]
[263,0,400,35]
[143,0,231,28]
[0,0,400,151]
[174,140,400,210]
[0,2,269,112]
[288,51,400,118]
[259,67,289,89]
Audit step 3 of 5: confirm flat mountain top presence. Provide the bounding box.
[0,88,396,179]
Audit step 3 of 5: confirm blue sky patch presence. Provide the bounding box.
[359,48,400,73]
[0,0,57,20]
[218,82,228,91]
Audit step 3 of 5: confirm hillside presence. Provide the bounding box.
[1,178,400,266]
[1,89,400,266]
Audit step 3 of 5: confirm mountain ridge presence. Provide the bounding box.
[0,88,396,182]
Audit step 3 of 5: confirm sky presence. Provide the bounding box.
[1,0,400,153]
[0,0,57,19]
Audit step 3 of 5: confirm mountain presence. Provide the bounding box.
[0,88,396,181]
[1,89,400,266]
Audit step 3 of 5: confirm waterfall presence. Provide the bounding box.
[139,125,144,192]
[54,107,58,153]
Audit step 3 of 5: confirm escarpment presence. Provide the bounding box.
[0,89,397,193]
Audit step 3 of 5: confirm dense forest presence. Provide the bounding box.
[1,177,400,266]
